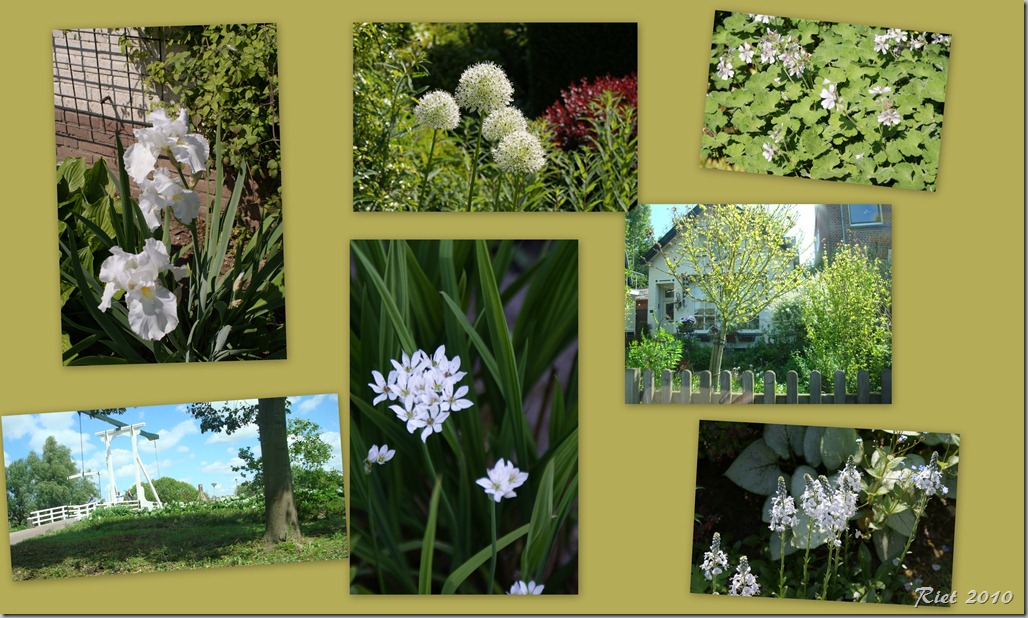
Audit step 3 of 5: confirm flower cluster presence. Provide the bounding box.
[800,465,862,547]
[874,29,950,57]
[98,238,187,341]
[701,531,729,581]
[729,556,760,596]
[508,579,544,595]
[492,130,547,174]
[455,62,514,114]
[368,345,474,443]
[768,476,798,533]
[482,107,528,142]
[123,108,210,231]
[476,458,529,503]
[910,451,948,497]
[414,90,461,131]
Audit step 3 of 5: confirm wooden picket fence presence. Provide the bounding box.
[625,368,891,404]
[27,500,141,527]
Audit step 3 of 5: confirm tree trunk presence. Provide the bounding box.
[257,397,302,544]
[709,332,726,377]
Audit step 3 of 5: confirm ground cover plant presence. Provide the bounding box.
[349,240,578,594]
[353,22,637,212]
[57,24,285,365]
[692,422,958,604]
[9,498,346,580]
[701,12,950,190]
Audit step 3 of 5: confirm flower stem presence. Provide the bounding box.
[801,524,812,597]
[465,120,484,212]
[416,129,439,211]
[366,472,387,593]
[820,541,835,600]
[512,173,525,211]
[488,498,498,594]
[891,494,928,583]
[778,530,787,597]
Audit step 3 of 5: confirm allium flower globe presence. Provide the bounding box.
[414,90,461,130]
[492,130,546,174]
[482,107,528,142]
[455,62,514,114]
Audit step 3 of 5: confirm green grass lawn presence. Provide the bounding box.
[10,503,348,580]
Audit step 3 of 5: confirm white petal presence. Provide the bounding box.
[126,284,179,340]
[124,143,157,184]
[171,134,210,174]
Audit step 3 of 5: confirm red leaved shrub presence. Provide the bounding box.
[542,73,638,151]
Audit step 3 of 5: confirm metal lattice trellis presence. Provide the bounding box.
[52,28,167,158]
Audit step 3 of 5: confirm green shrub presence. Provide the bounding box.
[626,328,683,383]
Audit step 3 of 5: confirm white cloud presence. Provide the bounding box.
[320,431,343,472]
[294,394,331,415]
[200,458,244,476]
[206,423,260,444]
[156,419,200,451]
[176,445,190,453]
[2,413,39,440]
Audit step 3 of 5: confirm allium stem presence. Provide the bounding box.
[465,120,484,211]
[416,129,439,211]
[488,498,498,593]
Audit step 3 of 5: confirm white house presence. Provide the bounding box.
[639,206,792,349]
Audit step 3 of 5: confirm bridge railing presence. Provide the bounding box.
[27,500,142,527]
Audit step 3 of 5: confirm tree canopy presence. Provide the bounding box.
[658,204,806,375]
[6,436,98,526]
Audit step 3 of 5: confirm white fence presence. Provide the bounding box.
[625,368,892,404]
[27,500,141,527]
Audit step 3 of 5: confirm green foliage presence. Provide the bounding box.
[625,204,652,285]
[5,437,98,526]
[350,240,578,594]
[352,22,426,211]
[58,126,286,364]
[352,24,636,212]
[123,477,199,503]
[125,24,281,209]
[233,417,345,523]
[703,12,950,191]
[798,244,892,391]
[625,328,682,385]
[701,423,958,603]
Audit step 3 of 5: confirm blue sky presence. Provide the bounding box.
[648,204,818,264]
[2,394,341,502]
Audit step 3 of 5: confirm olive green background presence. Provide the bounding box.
[0,0,1022,613]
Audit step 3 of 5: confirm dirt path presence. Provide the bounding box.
[9,519,79,545]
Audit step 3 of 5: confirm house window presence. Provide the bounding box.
[695,305,716,330]
[849,204,883,226]
[658,284,675,324]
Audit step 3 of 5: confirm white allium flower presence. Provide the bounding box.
[769,476,798,533]
[820,83,838,110]
[729,556,760,596]
[878,108,902,126]
[367,444,395,465]
[492,130,546,174]
[414,90,461,131]
[508,580,544,595]
[455,62,514,114]
[372,345,474,442]
[476,458,528,502]
[701,532,729,581]
[912,452,947,496]
[98,238,186,341]
[482,107,528,142]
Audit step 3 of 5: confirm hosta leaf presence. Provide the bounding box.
[803,426,824,468]
[725,439,783,495]
[820,426,861,471]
